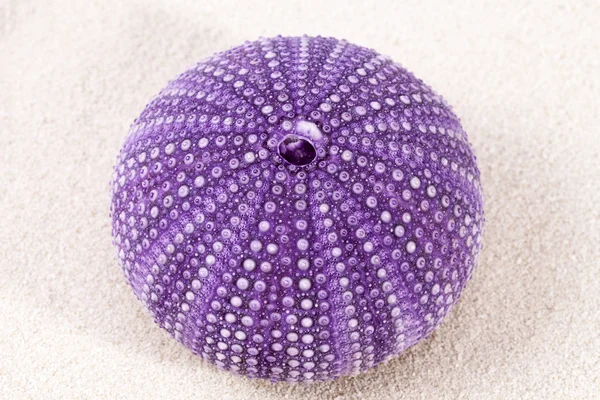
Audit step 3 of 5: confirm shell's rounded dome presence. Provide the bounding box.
[110,36,484,382]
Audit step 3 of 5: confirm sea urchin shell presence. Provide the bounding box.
[110,35,484,382]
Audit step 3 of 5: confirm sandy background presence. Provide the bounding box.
[1,0,599,399]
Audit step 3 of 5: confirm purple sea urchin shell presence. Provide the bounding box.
[110,36,484,382]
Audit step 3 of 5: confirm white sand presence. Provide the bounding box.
[1,1,599,398]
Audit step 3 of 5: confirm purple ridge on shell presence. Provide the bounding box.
[110,35,484,383]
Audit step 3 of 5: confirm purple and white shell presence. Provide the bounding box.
[110,35,484,382]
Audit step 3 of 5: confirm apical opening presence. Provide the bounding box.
[278,135,317,166]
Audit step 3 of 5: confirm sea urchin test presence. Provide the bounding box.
[110,36,484,382]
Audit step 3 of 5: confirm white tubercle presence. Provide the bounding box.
[295,120,323,142]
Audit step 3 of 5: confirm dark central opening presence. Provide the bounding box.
[278,135,317,166]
